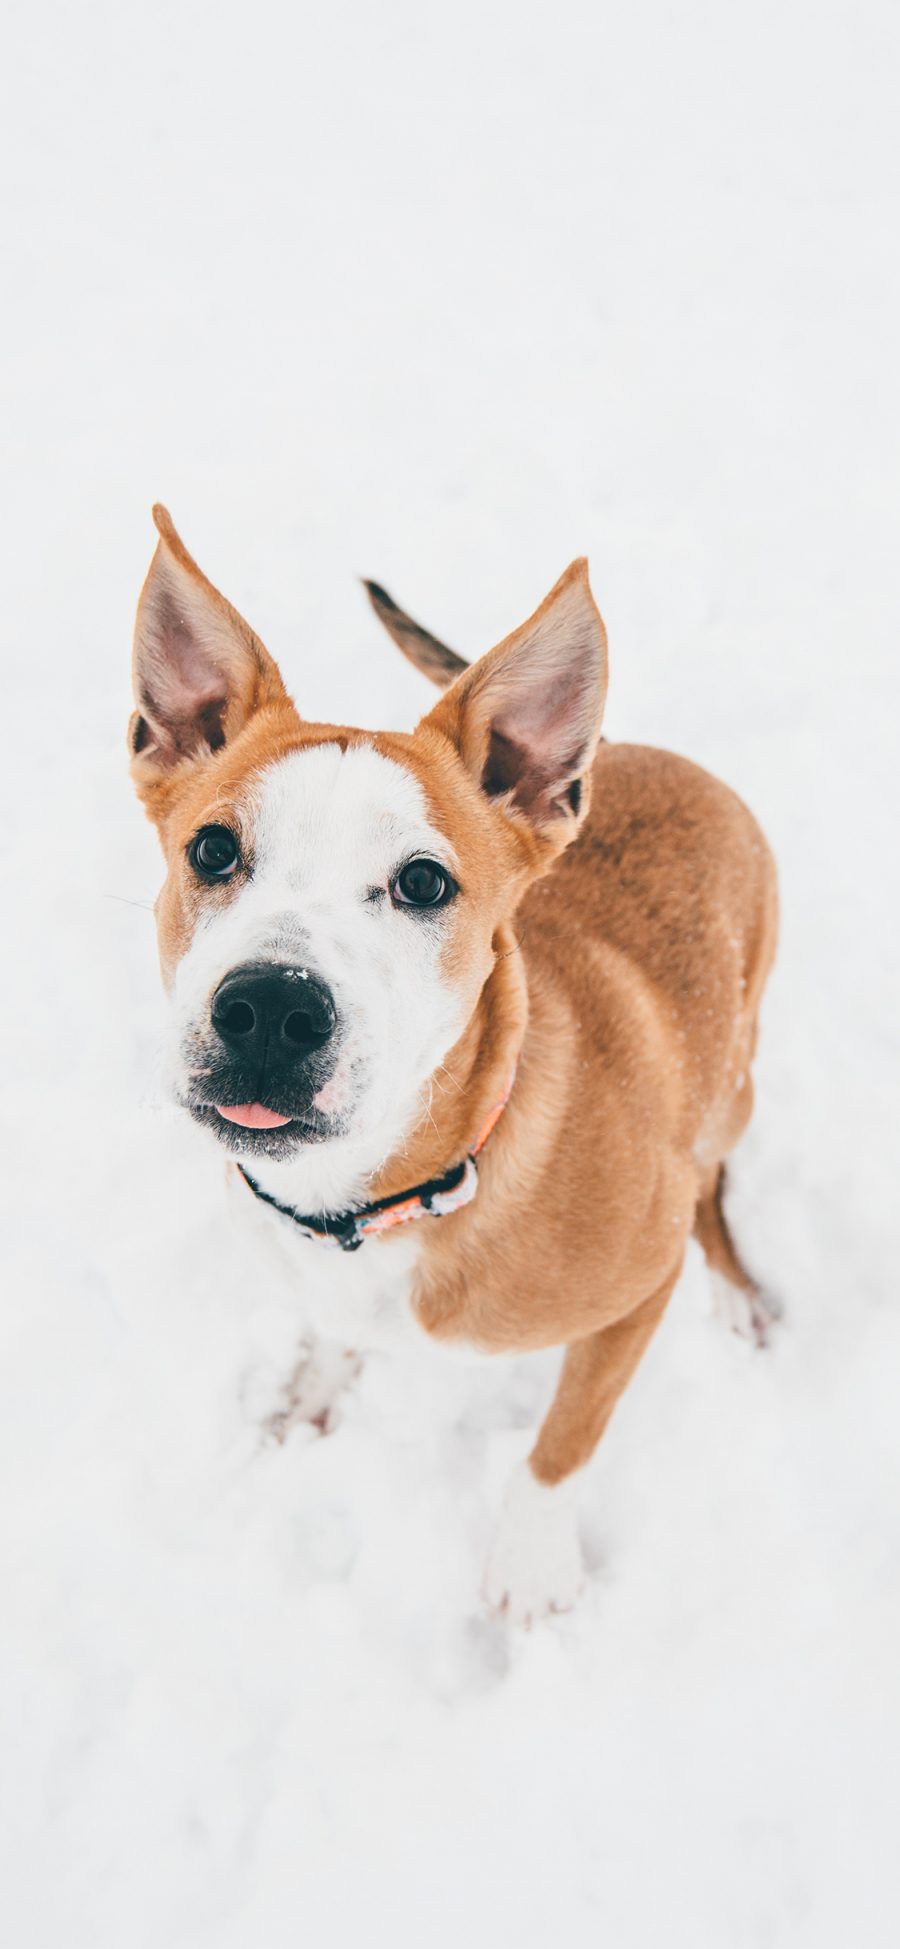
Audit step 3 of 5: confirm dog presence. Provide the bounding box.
[129,506,778,1623]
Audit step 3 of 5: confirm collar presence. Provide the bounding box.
[236,1067,516,1253]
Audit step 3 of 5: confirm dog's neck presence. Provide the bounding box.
[235,924,528,1220]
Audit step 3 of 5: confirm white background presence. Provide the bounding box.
[2,3,898,1943]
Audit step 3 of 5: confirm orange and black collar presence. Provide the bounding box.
[236,1069,516,1253]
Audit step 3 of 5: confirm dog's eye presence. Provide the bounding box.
[391,858,456,909]
[188,826,241,880]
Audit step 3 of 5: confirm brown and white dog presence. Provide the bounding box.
[129,507,778,1623]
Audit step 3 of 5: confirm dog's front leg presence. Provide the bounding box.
[264,1341,362,1442]
[484,1269,680,1625]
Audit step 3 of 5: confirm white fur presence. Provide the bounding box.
[170,742,478,1214]
[483,1460,585,1625]
[176,739,522,1557]
[264,1342,363,1439]
[224,1144,431,1355]
[710,1271,781,1349]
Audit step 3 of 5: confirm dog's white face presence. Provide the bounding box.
[167,741,480,1182]
[130,508,607,1206]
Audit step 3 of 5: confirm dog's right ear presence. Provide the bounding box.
[129,506,289,800]
[421,558,607,853]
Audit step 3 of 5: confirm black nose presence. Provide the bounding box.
[211,965,337,1063]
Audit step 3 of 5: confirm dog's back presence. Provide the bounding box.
[524,739,778,1163]
[416,739,777,1357]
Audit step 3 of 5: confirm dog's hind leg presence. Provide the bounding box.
[693,1163,780,1349]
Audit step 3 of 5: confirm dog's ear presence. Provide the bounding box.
[422,559,607,841]
[129,506,289,786]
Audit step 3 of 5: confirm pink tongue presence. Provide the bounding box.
[216,1102,292,1129]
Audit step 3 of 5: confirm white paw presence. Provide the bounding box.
[264,1344,361,1442]
[711,1273,782,1349]
[483,1462,585,1627]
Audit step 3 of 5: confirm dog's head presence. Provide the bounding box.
[129,508,607,1184]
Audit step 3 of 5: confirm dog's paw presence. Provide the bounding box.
[712,1274,782,1350]
[483,1462,585,1628]
[264,1344,361,1442]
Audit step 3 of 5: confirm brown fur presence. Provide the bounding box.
[409,739,777,1482]
[131,513,778,1494]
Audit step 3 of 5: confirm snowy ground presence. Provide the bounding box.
[2,2,899,1943]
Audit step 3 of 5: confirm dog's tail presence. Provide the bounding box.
[362,579,469,690]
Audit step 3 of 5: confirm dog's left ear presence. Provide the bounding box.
[423,559,607,842]
[129,506,289,792]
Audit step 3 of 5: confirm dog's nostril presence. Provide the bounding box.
[220,999,255,1037]
[283,1009,321,1046]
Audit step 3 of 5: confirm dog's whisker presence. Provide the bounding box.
[419,1079,442,1143]
[103,892,155,912]
[433,1064,465,1096]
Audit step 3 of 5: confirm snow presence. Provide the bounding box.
[2,0,899,1942]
